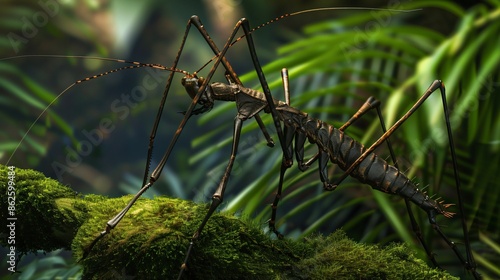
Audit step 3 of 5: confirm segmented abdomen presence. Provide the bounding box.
[295,113,453,218]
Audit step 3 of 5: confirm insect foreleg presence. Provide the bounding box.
[141,20,191,186]
[83,14,236,269]
[182,16,275,147]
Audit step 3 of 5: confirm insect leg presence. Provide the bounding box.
[141,16,195,187]
[290,92,445,268]
[239,20,292,162]
[367,98,441,269]
[279,68,320,171]
[142,14,259,187]
[341,96,440,268]
[332,80,442,187]
[83,16,234,262]
[269,68,295,237]
[294,96,394,182]
[332,81,479,278]
[228,22,297,241]
[178,116,245,278]
[254,114,275,147]
[319,97,395,190]
[435,84,478,278]
[177,17,288,277]
[189,16,275,148]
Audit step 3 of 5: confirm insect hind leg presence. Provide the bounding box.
[332,81,479,278]
[348,96,441,269]
[426,210,481,279]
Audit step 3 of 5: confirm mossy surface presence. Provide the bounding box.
[73,195,296,279]
[0,165,458,279]
[0,165,82,253]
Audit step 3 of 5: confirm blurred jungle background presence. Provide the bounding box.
[1,0,499,279]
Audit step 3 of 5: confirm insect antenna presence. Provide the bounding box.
[194,7,421,74]
[4,55,189,165]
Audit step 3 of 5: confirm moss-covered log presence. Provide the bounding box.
[0,165,458,279]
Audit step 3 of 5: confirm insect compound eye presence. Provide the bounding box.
[197,77,205,87]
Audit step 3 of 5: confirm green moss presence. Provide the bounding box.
[0,165,458,279]
[0,165,82,253]
[74,195,296,279]
[286,232,455,280]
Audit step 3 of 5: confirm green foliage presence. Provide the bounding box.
[0,3,77,167]
[0,250,82,280]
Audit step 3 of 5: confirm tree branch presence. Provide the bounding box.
[0,165,457,279]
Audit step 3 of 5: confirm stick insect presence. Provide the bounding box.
[4,7,480,279]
